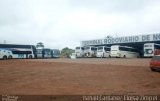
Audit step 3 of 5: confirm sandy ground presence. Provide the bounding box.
[0,58,160,96]
[28,58,151,66]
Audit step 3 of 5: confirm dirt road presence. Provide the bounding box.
[0,58,159,95]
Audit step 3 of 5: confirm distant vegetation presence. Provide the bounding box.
[36,42,44,48]
[35,42,74,58]
[60,47,75,58]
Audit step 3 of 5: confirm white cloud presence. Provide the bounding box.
[0,0,160,49]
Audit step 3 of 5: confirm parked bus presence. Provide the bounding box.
[110,45,140,58]
[43,48,52,58]
[75,46,84,57]
[36,48,43,58]
[52,49,60,58]
[96,46,111,58]
[36,48,53,58]
[0,44,36,59]
[0,49,12,60]
[144,43,160,57]
[84,46,97,57]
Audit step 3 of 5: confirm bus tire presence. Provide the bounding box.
[84,53,87,57]
[123,55,126,58]
[88,52,90,57]
[109,55,111,58]
[3,56,7,60]
[29,55,32,59]
[8,55,12,59]
[103,53,105,58]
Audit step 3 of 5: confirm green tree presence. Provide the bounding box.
[61,47,75,58]
[36,42,44,48]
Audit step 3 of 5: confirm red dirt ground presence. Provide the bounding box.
[0,58,160,96]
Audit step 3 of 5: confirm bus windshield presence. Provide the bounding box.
[76,47,80,50]
[98,47,103,50]
[97,47,103,52]
[85,47,90,50]
[37,49,42,54]
[105,47,110,51]
[144,49,153,54]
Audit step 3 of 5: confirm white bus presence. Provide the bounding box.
[43,48,52,58]
[52,49,60,58]
[144,43,160,57]
[0,44,36,59]
[36,48,43,58]
[75,47,84,57]
[84,46,97,57]
[96,46,111,58]
[0,49,12,60]
[110,45,140,58]
[36,48,54,58]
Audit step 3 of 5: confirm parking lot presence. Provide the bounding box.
[28,58,150,67]
[0,58,160,95]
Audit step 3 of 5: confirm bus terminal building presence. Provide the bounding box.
[81,33,160,56]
